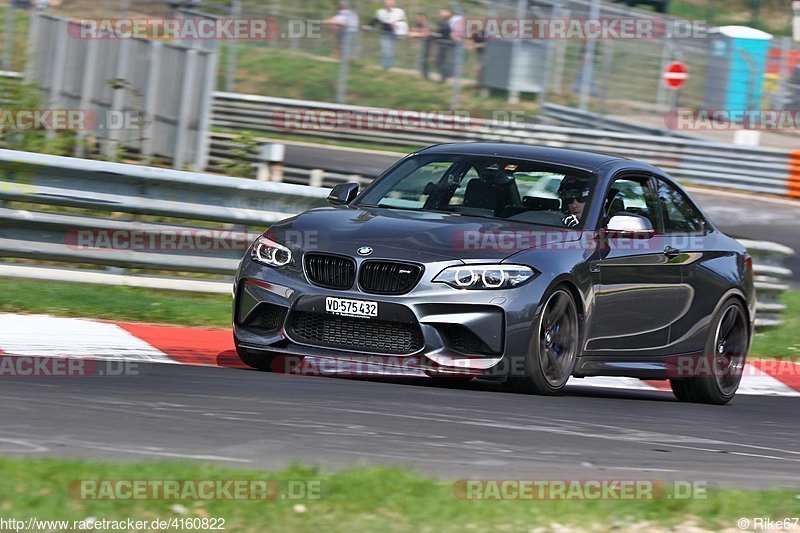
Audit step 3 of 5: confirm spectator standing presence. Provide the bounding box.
[408,13,432,80]
[324,1,359,59]
[434,9,454,83]
[374,0,408,70]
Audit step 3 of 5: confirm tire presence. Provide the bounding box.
[236,344,274,371]
[669,299,748,405]
[506,285,580,395]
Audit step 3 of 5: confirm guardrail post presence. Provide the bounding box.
[255,142,285,182]
[309,169,325,188]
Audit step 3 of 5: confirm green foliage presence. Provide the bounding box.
[218,130,260,177]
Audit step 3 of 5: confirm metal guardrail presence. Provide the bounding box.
[0,148,329,292]
[539,104,697,138]
[211,92,797,198]
[738,239,796,328]
[0,148,794,330]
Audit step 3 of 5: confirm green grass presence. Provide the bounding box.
[233,46,537,112]
[669,0,791,35]
[0,277,231,328]
[0,457,798,532]
[750,290,800,359]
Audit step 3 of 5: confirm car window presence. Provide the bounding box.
[655,179,707,234]
[604,178,658,228]
[515,173,564,199]
[357,154,596,228]
[447,166,481,206]
[378,161,452,209]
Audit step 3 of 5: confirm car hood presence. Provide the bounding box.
[268,206,584,263]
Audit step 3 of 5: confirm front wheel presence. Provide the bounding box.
[670,299,748,405]
[506,286,580,395]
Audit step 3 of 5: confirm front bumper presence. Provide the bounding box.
[233,256,549,377]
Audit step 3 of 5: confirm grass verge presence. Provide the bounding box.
[0,457,798,532]
[750,290,800,359]
[0,277,231,328]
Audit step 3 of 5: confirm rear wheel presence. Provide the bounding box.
[506,286,580,395]
[236,343,274,371]
[670,299,748,405]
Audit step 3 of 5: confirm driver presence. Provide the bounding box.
[557,176,591,228]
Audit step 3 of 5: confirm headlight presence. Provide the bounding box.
[251,236,292,267]
[433,264,535,290]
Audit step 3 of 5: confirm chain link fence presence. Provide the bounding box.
[2,0,800,128]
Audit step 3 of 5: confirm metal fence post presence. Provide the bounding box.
[778,36,792,110]
[336,28,353,104]
[140,40,162,161]
[24,11,40,84]
[450,40,465,110]
[549,7,568,95]
[104,38,132,160]
[538,1,564,109]
[578,0,600,111]
[655,36,672,113]
[596,37,615,129]
[224,0,241,92]
[46,19,69,140]
[508,0,527,104]
[2,1,13,72]
[74,37,99,158]
[174,48,198,169]
[195,49,218,171]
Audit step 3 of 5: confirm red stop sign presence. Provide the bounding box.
[663,61,689,89]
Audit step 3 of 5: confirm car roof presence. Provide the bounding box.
[416,143,627,172]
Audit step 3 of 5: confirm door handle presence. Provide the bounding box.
[663,246,681,258]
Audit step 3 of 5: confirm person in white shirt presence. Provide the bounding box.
[324,1,359,59]
[373,0,407,69]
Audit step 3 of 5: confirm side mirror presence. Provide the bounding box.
[327,182,359,206]
[605,213,655,239]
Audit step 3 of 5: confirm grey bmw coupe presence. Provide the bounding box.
[233,143,755,404]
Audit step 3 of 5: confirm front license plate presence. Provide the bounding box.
[325,297,378,318]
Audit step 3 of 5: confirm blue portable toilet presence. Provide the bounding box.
[704,26,773,111]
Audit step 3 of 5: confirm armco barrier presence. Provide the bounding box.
[211,92,797,198]
[0,148,793,330]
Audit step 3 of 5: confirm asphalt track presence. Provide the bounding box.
[1,362,798,488]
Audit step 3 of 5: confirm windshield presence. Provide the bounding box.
[356,154,596,228]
